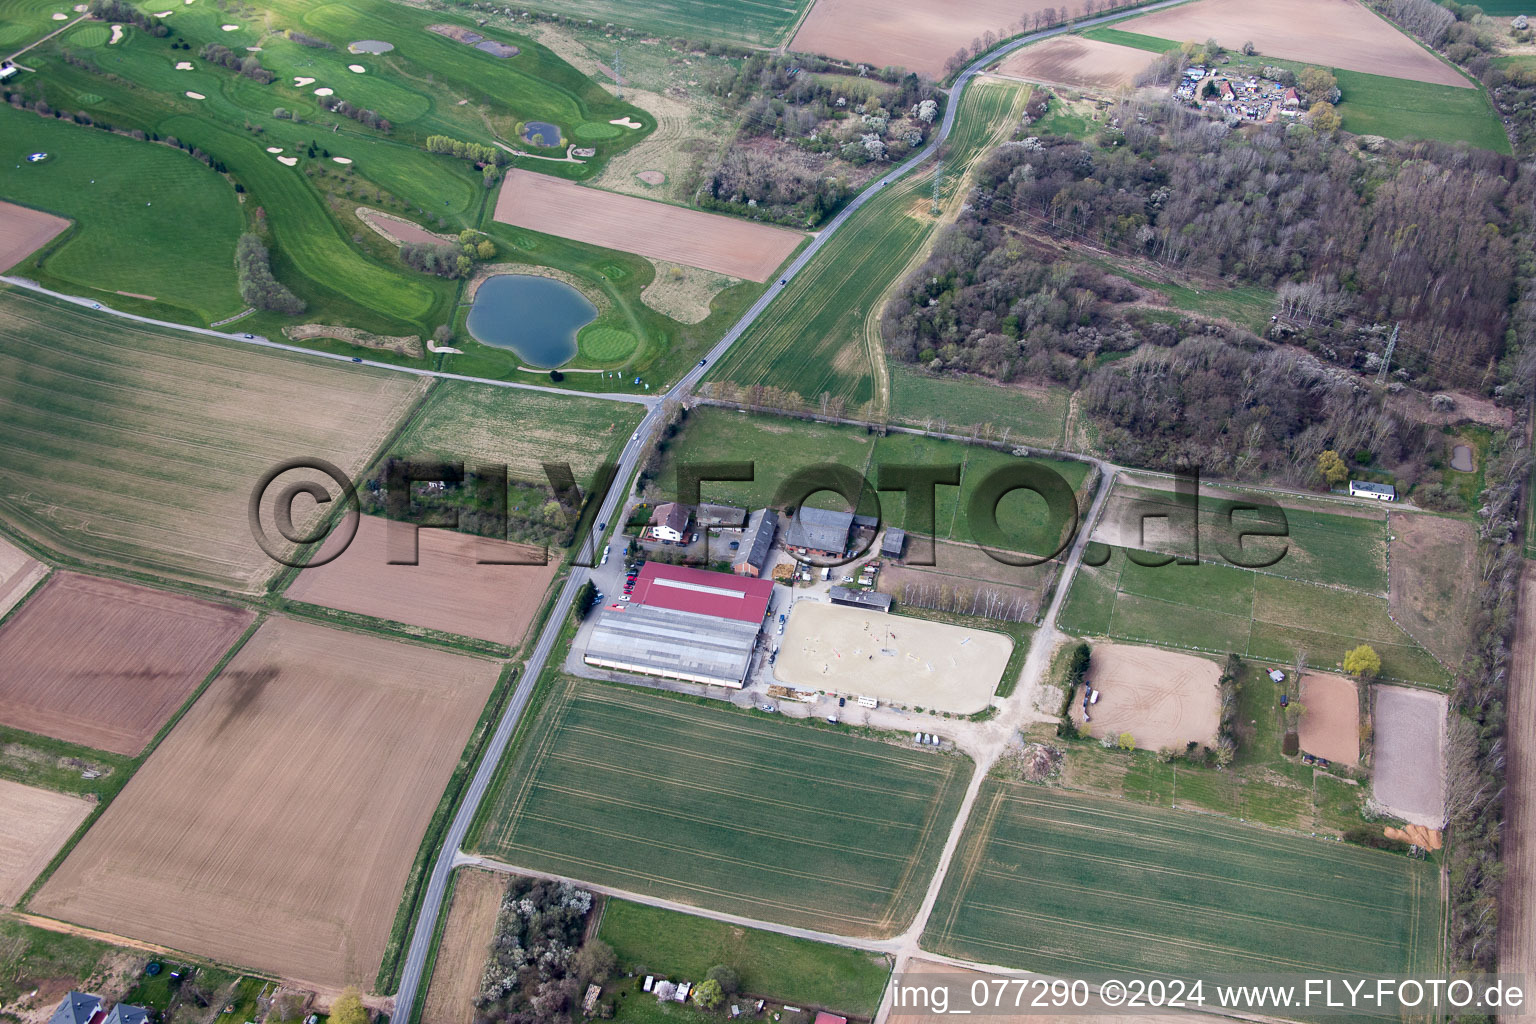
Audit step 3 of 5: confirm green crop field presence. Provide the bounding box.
[597,900,891,1017]
[924,784,1442,1001]
[1079,28,1505,152]
[0,105,244,322]
[472,680,971,937]
[384,379,643,483]
[0,287,424,591]
[495,0,813,47]
[707,77,1033,418]
[888,367,1070,447]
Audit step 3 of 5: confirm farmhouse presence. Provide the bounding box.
[732,508,779,577]
[698,503,747,529]
[784,506,854,558]
[1350,480,1397,501]
[650,502,691,543]
[584,563,774,688]
[830,586,892,613]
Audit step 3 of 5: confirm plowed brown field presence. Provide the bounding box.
[0,200,69,272]
[0,780,91,905]
[791,0,1052,77]
[492,170,802,282]
[284,514,559,646]
[0,531,46,620]
[32,617,500,988]
[996,37,1153,90]
[421,869,507,1024]
[0,573,253,754]
[1117,0,1469,87]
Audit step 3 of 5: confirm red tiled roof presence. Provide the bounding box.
[629,562,772,623]
[814,1014,847,1024]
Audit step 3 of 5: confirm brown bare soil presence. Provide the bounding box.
[32,616,500,989]
[1388,511,1475,669]
[1118,0,1470,87]
[1069,642,1221,750]
[0,780,91,905]
[1370,683,1446,826]
[637,170,665,185]
[791,0,1049,77]
[421,869,507,1024]
[1501,566,1536,985]
[996,37,1154,90]
[283,323,424,358]
[356,207,456,247]
[1297,671,1359,766]
[0,532,47,621]
[283,514,559,646]
[0,201,70,272]
[0,573,254,755]
[1384,823,1441,849]
[492,170,802,282]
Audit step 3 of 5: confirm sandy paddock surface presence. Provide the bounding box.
[284,514,560,647]
[1298,671,1359,766]
[1371,684,1446,826]
[0,573,254,755]
[421,869,507,1024]
[776,600,1010,713]
[0,200,70,273]
[0,780,91,905]
[996,37,1154,90]
[492,169,802,282]
[32,616,500,989]
[792,0,1054,78]
[0,531,47,621]
[1501,566,1536,984]
[1118,0,1469,87]
[1070,642,1220,750]
[1389,511,1475,669]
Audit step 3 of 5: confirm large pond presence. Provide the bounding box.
[466,273,595,367]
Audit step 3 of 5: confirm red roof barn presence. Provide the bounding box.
[628,562,773,624]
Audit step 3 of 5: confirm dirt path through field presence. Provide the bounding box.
[1501,565,1536,989]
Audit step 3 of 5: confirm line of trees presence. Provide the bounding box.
[87,0,168,35]
[198,42,274,84]
[894,580,1032,621]
[234,233,305,315]
[317,93,390,132]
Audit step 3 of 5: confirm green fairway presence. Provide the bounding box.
[491,0,814,47]
[706,77,1034,418]
[597,900,892,1017]
[1079,28,1504,151]
[888,367,1070,448]
[923,784,1442,999]
[472,680,971,938]
[0,287,424,592]
[0,106,244,322]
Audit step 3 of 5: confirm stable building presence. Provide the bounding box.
[698,503,747,530]
[584,563,773,688]
[732,508,778,578]
[783,506,853,558]
[829,586,892,613]
[1349,480,1396,502]
[880,528,906,559]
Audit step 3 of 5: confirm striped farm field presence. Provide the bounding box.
[707,76,1033,418]
[472,680,971,937]
[923,784,1443,999]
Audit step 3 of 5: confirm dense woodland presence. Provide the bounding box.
[475,878,616,1024]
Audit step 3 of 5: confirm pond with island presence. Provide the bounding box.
[466,274,596,367]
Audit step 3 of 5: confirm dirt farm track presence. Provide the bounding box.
[32,617,500,989]
[1069,642,1220,750]
[1118,0,1470,87]
[492,170,802,282]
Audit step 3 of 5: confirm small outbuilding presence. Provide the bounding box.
[880,527,906,559]
[732,508,778,578]
[1348,480,1396,502]
[698,503,747,529]
[829,586,892,612]
[784,506,853,557]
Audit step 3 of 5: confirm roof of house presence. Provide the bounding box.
[783,506,853,553]
[732,508,778,572]
[50,993,102,1024]
[105,1006,149,1024]
[1349,480,1396,495]
[698,503,747,528]
[629,561,773,623]
[829,586,892,612]
[651,502,691,534]
[814,1013,848,1024]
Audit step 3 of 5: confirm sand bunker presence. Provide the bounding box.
[108,24,124,43]
[153,10,171,15]
[185,91,205,99]
[293,75,315,87]
[609,116,642,129]
[277,155,297,166]
[332,156,352,164]
[221,23,238,30]
[314,87,333,96]
[265,146,283,153]
[245,45,259,51]
[52,12,68,20]
[175,60,193,69]
[348,63,366,73]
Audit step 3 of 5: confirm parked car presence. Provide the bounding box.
[841,575,854,583]
[826,716,838,724]
[351,357,362,363]
[759,704,776,713]
[1301,754,1316,765]
[838,696,846,707]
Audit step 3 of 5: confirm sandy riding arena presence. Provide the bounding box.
[997,37,1154,91]
[32,617,500,988]
[0,532,46,620]
[1118,0,1469,87]
[284,514,560,647]
[1370,684,1446,826]
[492,170,802,282]
[1298,672,1359,766]
[0,200,70,272]
[0,573,254,755]
[776,601,1010,713]
[1069,643,1220,750]
[0,780,91,905]
[422,869,508,1024]
[792,0,1059,78]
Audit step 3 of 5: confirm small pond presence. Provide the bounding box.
[1451,444,1474,473]
[348,39,394,53]
[466,274,595,367]
[522,121,561,147]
